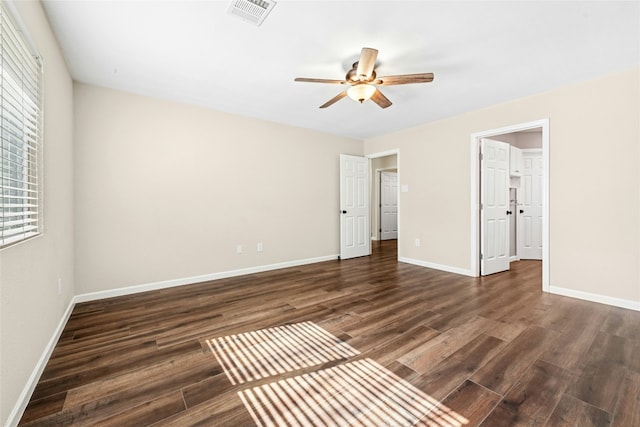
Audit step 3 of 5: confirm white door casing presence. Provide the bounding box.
[481,138,510,275]
[517,151,543,260]
[380,171,398,240]
[340,154,370,259]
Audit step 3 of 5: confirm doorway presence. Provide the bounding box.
[380,171,398,240]
[367,149,400,257]
[470,119,550,291]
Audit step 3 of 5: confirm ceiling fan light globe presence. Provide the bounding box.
[347,84,376,104]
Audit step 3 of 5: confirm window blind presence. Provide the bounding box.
[0,2,42,248]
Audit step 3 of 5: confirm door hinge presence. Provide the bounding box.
[379,228,382,233]
[480,253,484,260]
[480,203,483,210]
[479,152,483,161]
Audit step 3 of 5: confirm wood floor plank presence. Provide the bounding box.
[470,325,560,396]
[538,306,607,373]
[546,394,612,427]
[611,369,640,427]
[601,307,640,342]
[566,331,634,413]
[399,316,497,373]
[345,308,441,355]
[479,360,575,426]
[154,389,252,427]
[18,241,640,426]
[17,392,66,424]
[61,347,217,410]
[431,380,501,427]
[92,391,186,427]
[360,324,441,366]
[479,316,528,342]
[31,340,204,402]
[181,372,237,409]
[413,333,505,401]
[40,339,160,381]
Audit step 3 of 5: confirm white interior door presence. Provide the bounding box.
[380,171,398,240]
[481,138,510,275]
[517,151,543,260]
[340,154,370,259]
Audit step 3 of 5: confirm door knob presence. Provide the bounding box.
[506,210,512,215]
[520,209,524,214]
[342,210,347,214]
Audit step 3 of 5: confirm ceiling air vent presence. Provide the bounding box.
[228,0,276,26]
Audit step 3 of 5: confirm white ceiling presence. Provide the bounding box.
[41,0,639,140]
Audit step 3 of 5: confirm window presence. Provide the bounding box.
[1,2,42,248]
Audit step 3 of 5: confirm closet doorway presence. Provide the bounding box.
[470,119,550,291]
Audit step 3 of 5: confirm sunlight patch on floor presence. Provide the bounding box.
[207,321,359,385]
[238,358,469,427]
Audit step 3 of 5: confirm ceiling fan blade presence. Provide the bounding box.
[319,91,347,108]
[375,73,434,85]
[370,88,392,109]
[295,77,347,84]
[356,47,378,79]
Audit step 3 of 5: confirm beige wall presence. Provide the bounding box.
[364,67,640,304]
[0,1,74,424]
[74,83,362,294]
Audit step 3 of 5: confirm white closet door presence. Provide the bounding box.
[517,151,543,260]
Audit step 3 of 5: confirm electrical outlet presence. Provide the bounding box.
[415,238,421,247]
[236,244,243,254]
[57,278,62,295]
[257,242,263,252]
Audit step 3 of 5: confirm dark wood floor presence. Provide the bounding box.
[20,240,640,426]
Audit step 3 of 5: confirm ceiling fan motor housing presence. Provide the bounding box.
[346,66,376,83]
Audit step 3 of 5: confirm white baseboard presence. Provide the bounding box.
[75,254,338,303]
[549,285,640,312]
[398,257,473,277]
[6,298,75,427]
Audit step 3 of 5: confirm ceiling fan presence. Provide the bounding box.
[294,47,434,109]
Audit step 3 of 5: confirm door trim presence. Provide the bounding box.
[470,119,550,291]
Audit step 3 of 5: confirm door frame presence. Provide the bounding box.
[470,119,550,291]
[367,149,400,253]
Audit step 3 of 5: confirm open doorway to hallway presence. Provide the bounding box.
[368,151,399,258]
